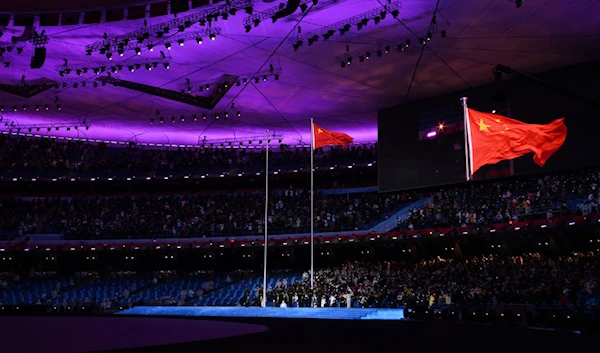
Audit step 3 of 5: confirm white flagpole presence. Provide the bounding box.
[460,97,473,181]
[262,129,269,308]
[310,119,315,296]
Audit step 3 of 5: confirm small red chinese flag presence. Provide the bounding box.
[313,123,354,149]
[467,108,567,175]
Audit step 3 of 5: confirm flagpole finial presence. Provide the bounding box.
[460,97,468,107]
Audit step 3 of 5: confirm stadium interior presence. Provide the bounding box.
[1,0,600,352]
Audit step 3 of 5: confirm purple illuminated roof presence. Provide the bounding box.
[0,0,599,146]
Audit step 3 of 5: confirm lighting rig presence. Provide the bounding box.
[284,0,351,22]
[290,1,401,51]
[52,76,108,89]
[150,109,241,124]
[0,99,62,113]
[2,120,90,134]
[176,66,283,93]
[29,30,50,47]
[243,0,317,32]
[510,0,524,8]
[85,0,252,55]
[199,132,285,148]
[336,44,395,68]
[55,57,171,76]
[1,54,11,68]
[0,41,26,56]
[99,28,222,59]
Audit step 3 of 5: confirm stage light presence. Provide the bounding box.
[12,106,16,111]
[85,126,89,130]
[196,37,203,44]
[35,105,40,111]
[253,19,260,27]
[340,61,345,68]
[515,0,523,8]
[172,116,175,123]
[146,63,152,70]
[193,114,198,121]
[73,83,78,88]
[420,37,426,45]
[148,44,154,51]
[62,82,67,87]
[86,49,92,56]
[106,52,112,60]
[135,47,141,55]
[243,78,247,85]
[82,82,87,87]
[347,57,352,65]
[385,46,390,53]
[391,9,399,18]
[225,112,229,118]
[17,47,23,54]
[128,66,135,72]
[45,104,49,110]
[254,77,259,83]
[159,117,164,123]
[263,75,267,81]
[165,43,171,50]
[178,39,184,46]
[210,33,216,41]
[237,111,241,117]
[359,56,364,62]
[366,52,371,60]
[406,39,411,47]
[22,105,27,111]
[275,74,279,80]
[300,3,308,12]
[202,113,207,120]
[205,84,210,91]
[164,63,170,69]
[57,105,61,111]
[245,25,252,32]
[180,115,185,122]
[441,30,447,38]
[94,82,98,87]
[426,31,432,41]
[374,16,380,25]
[118,48,124,56]
[215,114,220,120]
[236,81,241,86]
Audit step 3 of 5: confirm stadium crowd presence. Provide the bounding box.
[2,253,599,312]
[398,169,599,230]
[0,190,413,239]
[0,135,376,175]
[245,253,600,310]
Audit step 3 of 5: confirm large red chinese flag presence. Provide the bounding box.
[313,123,354,149]
[467,108,567,175]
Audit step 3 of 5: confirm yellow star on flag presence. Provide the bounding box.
[477,119,491,132]
[495,119,501,123]
[317,129,323,133]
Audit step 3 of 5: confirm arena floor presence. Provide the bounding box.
[1,314,597,353]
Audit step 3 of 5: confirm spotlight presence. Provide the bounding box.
[196,37,203,44]
[165,43,171,50]
[17,47,23,54]
[148,44,154,51]
[172,116,175,123]
[106,52,112,60]
[202,113,207,120]
[263,75,267,81]
[254,77,259,83]
[118,48,124,56]
[28,128,32,133]
[13,106,17,111]
[374,16,380,25]
[57,105,61,111]
[224,112,229,118]
[215,114,220,120]
[245,25,252,32]
[366,52,371,60]
[237,111,241,117]
[128,66,135,72]
[275,74,279,80]
[236,81,241,86]
[385,46,390,53]
[35,105,40,111]
[300,3,308,12]
[22,105,27,111]
[205,84,210,91]
[45,104,49,110]
[76,69,82,76]
[73,83,78,88]
[164,63,170,69]
[210,33,216,41]
[347,57,352,65]
[426,31,432,41]
[0,105,3,111]
[145,63,152,70]
[93,82,98,87]
[159,117,164,123]
[180,115,185,122]
[86,49,92,56]
[419,37,426,45]
[391,9,399,18]
[243,78,247,85]
[178,39,185,46]
[406,39,411,47]
[253,19,260,27]
[193,114,198,121]
[515,0,523,8]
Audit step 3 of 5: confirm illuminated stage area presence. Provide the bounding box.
[117,306,405,320]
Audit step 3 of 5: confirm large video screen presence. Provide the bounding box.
[378,61,600,192]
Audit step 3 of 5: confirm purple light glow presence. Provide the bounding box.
[0,0,597,147]
[427,131,437,138]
